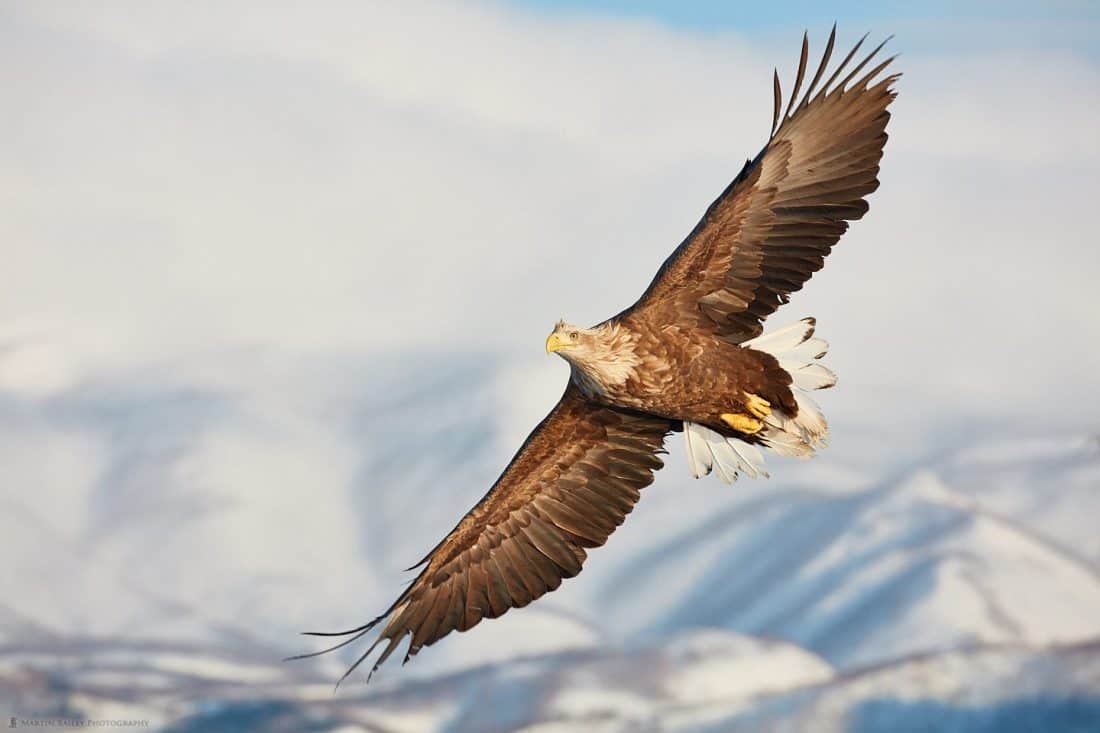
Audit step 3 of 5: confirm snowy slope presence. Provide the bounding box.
[1,628,832,732]
[5,628,1098,733]
[662,640,1100,733]
[600,456,1100,669]
[936,434,1100,563]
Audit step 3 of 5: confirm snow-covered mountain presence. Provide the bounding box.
[1,351,1098,730]
[669,639,1100,733]
[5,628,1098,732]
[602,452,1100,669]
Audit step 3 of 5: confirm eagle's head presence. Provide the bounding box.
[545,319,639,395]
[545,320,593,357]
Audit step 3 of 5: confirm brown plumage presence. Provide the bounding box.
[292,27,899,684]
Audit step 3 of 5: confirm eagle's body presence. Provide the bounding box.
[559,319,797,439]
[294,28,900,685]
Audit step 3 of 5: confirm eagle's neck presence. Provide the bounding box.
[569,322,641,399]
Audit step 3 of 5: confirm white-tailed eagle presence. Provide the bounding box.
[293,27,899,685]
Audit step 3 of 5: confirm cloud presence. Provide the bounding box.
[3,3,1096,394]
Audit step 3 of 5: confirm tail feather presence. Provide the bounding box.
[782,361,836,391]
[791,391,828,446]
[745,317,832,457]
[684,422,770,483]
[758,415,814,457]
[742,318,817,354]
[684,419,714,478]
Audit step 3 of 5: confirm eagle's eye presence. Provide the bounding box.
[570,331,579,340]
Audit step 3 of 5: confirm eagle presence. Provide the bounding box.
[293,27,899,685]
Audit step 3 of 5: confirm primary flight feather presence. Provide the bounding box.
[293,27,899,684]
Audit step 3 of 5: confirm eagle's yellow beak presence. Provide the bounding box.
[546,333,568,354]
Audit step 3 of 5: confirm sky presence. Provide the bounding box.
[2,0,1099,675]
[517,1,1100,54]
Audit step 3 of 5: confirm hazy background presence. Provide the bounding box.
[2,1,1099,731]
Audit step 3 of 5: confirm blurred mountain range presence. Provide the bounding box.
[2,354,1098,731]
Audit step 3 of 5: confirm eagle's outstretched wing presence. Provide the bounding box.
[291,384,671,684]
[622,28,900,343]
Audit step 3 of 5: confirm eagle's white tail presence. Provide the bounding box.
[684,318,835,483]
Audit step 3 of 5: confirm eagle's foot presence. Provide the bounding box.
[721,412,764,435]
[743,392,772,419]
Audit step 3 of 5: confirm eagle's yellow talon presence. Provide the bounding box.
[721,412,764,434]
[743,392,772,419]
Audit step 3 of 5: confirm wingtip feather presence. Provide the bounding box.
[771,69,782,136]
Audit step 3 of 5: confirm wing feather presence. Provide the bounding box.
[495,545,534,607]
[621,29,899,342]
[296,384,670,682]
[483,557,513,618]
